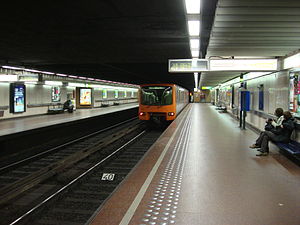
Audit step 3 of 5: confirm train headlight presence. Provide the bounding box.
[168,112,175,116]
[139,112,145,116]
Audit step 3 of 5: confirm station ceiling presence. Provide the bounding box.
[0,0,299,90]
[200,0,300,87]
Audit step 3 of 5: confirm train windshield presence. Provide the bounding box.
[141,86,173,105]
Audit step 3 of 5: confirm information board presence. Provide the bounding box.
[168,59,209,72]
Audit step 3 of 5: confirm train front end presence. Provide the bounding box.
[138,84,176,121]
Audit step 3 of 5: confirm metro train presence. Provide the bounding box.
[138,84,189,121]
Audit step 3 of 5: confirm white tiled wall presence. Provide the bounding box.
[214,71,299,142]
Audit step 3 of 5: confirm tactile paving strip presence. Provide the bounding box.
[140,114,192,225]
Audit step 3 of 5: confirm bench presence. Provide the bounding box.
[215,106,227,113]
[275,140,300,155]
[101,101,110,107]
[47,104,64,114]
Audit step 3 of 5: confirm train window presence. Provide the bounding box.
[141,86,173,105]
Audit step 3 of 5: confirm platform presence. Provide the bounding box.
[0,103,138,137]
[89,103,300,225]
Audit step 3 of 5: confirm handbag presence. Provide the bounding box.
[264,123,274,131]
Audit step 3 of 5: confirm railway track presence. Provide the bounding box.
[0,119,164,225]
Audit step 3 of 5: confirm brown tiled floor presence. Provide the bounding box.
[89,103,300,225]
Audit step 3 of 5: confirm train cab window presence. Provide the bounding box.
[141,86,173,105]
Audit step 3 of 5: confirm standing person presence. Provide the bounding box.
[250,111,295,156]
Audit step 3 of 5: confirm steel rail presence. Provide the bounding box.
[9,130,146,225]
[0,117,137,173]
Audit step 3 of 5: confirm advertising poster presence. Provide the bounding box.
[10,83,26,113]
[114,90,118,98]
[103,90,107,99]
[51,87,61,102]
[289,72,300,117]
[80,88,92,105]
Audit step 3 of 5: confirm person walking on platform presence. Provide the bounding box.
[249,110,295,156]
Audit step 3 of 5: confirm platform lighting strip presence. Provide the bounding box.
[1,65,139,88]
[215,72,274,89]
[184,0,201,89]
[194,72,198,89]
[45,81,63,86]
[284,52,300,69]
[185,0,201,59]
[185,0,200,14]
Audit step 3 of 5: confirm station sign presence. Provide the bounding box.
[201,86,212,90]
[169,59,209,72]
[284,53,300,69]
[19,74,39,82]
[169,58,278,72]
[210,59,278,71]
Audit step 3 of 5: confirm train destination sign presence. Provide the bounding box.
[168,59,209,72]
[169,58,278,72]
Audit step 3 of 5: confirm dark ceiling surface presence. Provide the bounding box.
[0,0,217,90]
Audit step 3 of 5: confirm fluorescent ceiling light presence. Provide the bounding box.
[68,75,78,78]
[185,0,200,14]
[194,72,198,89]
[56,73,68,77]
[68,82,86,87]
[244,72,271,80]
[188,21,200,36]
[24,69,42,73]
[191,50,199,58]
[42,71,55,75]
[284,53,300,69]
[45,81,63,86]
[2,66,23,70]
[190,39,199,49]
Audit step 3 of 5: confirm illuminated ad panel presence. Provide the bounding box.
[103,90,107,98]
[10,83,26,113]
[289,72,300,117]
[210,59,278,71]
[51,87,61,102]
[79,88,92,105]
[169,59,209,72]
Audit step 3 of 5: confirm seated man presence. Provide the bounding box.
[250,110,295,156]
